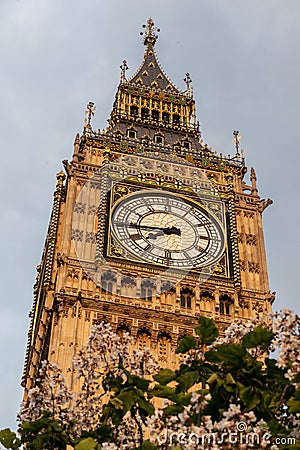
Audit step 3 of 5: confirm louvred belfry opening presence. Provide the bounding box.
[109,18,201,152]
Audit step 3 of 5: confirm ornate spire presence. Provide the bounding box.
[140,18,160,46]
[232,130,241,156]
[120,60,129,84]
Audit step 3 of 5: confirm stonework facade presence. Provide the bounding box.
[22,19,274,394]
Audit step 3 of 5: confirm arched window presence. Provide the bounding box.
[180,287,194,309]
[162,112,169,123]
[182,140,191,150]
[201,290,214,311]
[130,105,138,117]
[121,277,136,297]
[101,272,116,294]
[127,128,136,139]
[158,332,172,366]
[219,294,233,316]
[152,110,159,121]
[141,280,155,302]
[154,133,164,145]
[117,324,131,341]
[137,328,151,351]
[161,282,176,305]
[173,114,180,126]
[141,107,149,119]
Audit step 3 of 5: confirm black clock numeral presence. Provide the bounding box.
[164,250,172,266]
[199,235,209,240]
[129,233,142,241]
[144,243,153,252]
[197,220,211,227]
[164,250,171,259]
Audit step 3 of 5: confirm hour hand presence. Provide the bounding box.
[128,223,181,236]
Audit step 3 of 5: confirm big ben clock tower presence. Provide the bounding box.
[22,19,274,393]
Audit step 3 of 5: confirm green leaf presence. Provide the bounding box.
[206,344,247,369]
[136,440,157,450]
[242,325,274,350]
[0,429,21,450]
[132,376,150,392]
[171,392,192,406]
[195,316,219,345]
[267,419,290,437]
[176,335,197,353]
[287,388,300,414]
[177,371,199,392]
[150,384,176,399]
[75,437,98,450]
[153,369,176,386]
[164,404,184,415]
[239,386,261,410]
[110,397,124,409]
[117,390,136,412]
[137,397,155,416]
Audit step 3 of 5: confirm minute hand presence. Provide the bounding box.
[129,223,181,236]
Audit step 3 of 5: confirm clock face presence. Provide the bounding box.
[110,190,225,268]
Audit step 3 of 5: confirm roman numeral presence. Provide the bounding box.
[165,250,171,259]
[199,235,209,240]
[197,220,211,226]
[142,198,154,212]
[130,233,142,241]
[144,243,153,252]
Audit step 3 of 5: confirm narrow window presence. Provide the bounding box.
[130,105,138,117]
[152,110,159,121]
[162,112,169,123]
[155,134,164,145]
[127,129,136,139]
[173,114,180,126]
[141,107,149,119]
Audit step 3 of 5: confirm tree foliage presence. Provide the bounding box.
[1,310,299,449]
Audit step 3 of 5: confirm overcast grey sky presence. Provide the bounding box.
[1,0,299,431]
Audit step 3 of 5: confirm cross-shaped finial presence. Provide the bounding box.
[140,18,160,45]
[84,101,96,129]
[184,73,193,97]
[120,60,129,83]
[184,73,192,89]
[232,130,241,155]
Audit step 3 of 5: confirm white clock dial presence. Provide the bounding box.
[111,190,225,268]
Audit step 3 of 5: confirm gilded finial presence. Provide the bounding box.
[184,73,193,97]
[184,73,192,89]
[232,130,241,156]
[120,60,129,84]
[140,18,160,46]
[84,101,96,130]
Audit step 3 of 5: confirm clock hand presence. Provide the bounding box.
[128,223,181,236]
